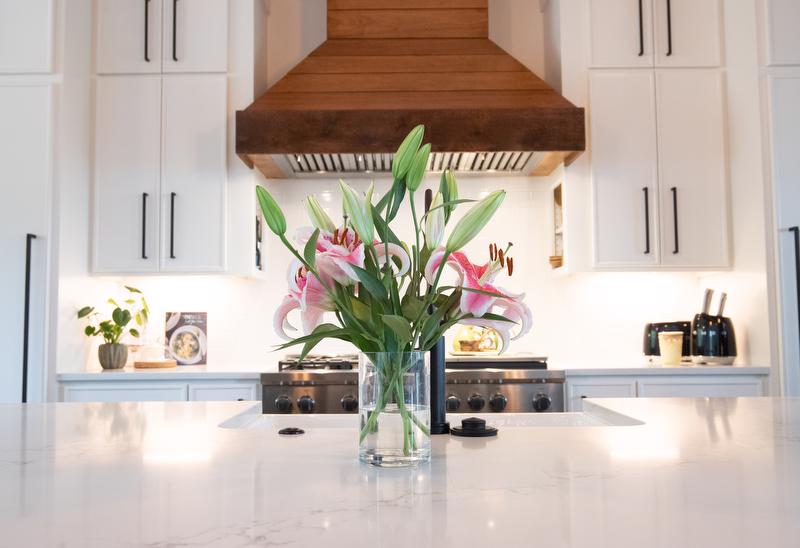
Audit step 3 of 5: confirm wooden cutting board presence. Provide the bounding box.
[134,359,177,369]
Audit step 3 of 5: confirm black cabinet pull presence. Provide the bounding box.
[638,0,644,56]
[22,234,36,403]
[141,193,148,259]
[666,0,673,56]
[144,0,151,62]
[170,192,176,259]
[643,187,651,254]
[789,227,800,350]
[172,0,179,62]
[671,186,679,254]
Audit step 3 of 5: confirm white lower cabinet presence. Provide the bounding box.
[61,380,259,402]
[567,377,638,412]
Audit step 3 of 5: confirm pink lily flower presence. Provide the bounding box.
[424,247,532,353]
[274,259,337,340]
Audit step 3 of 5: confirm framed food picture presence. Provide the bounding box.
[165,312,208,365]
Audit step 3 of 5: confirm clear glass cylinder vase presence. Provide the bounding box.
[358,352,430,467]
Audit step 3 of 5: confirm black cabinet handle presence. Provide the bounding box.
[141,193,148,259]
[22,234,36,403]
[170,192,176,259]
[666,0,673,56]
[643,187,651,254]
[638,0,644,56]
[172,0,179,62]
[789,227,800,349]
[144,0,151,62]
[671,186,679,254]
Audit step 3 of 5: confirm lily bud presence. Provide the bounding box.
[424,192,445,251]
[439,169,459,222]
[304,195,336,233]
[339,180,375,244]
[392,125,425,180]
[256,186,287,235]
[405,143,431,192]
[446,190,506,253]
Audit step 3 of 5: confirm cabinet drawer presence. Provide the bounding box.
[637,377,764,398]
[566,378,637,411]
[62,382,188,402]
[188,382,258,402]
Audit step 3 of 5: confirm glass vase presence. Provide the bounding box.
[358,352,430,467]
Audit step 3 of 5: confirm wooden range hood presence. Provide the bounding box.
[236,0,585,179]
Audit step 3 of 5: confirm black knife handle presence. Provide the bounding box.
[638,0,645,56]
[172,0,178,62]
[144,0,151,62]
[643,187,651,254]
[170,192,176,259]
[671,186,679,254]
[22,234,37,403]
[666,0,673,56]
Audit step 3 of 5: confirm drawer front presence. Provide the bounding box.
[637,377,764,398]
[62,383,188,402]
[566,379,637,411]
[188,382,259,402]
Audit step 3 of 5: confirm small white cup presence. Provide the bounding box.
[658,331,685,367]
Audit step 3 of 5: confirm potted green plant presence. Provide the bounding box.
[77,286,149,370]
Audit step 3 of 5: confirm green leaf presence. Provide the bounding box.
[77,306,94,319]
[388,177,407,221]
[276,323,353,351]
[303,228,320,269]
[462,312,517,324]
[125,286,142,294]
[135,312,143,326]
[350,264,388,302]
[401,297,425,322]
[381,315,412,348]
[107,298,119,308]
[84,325,95,336]
[141,307,149,322]
[121,309,132,326]
[350,298,372,323]
[439,285,510,299]
[129,328,140,338]
[111,308,124,326]
[422,199,476,218]
[124,299,135,305]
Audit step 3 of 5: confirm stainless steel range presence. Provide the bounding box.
[261,355,565,414]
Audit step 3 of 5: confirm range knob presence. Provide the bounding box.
[274,395,292,413]
[467,394,485,411]
[532,393,551,412]
[297,395,316,413]
[489,393,508,412]
[340,395,358,413]
[446,395,461,412]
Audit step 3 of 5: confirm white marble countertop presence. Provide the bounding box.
[57,363,770,381]
[1,398,798,546]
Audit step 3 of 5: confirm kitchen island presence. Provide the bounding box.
[1,398,798,547]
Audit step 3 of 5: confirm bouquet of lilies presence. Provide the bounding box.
[257,126,532,448]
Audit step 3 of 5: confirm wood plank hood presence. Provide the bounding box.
[236,0,585,178]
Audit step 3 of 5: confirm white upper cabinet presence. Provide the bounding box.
[0,0,53,73]
[96,0,227,74]
[160,76,226,272]
[162,0,228,73]
[656,70,728,268]
[590,71,660,267]
[93,77,162,273]
[588,0,721,68]
[653,0,721,67]
[96,0,162,74]
[767,0,800,66]
[589,0,654,68]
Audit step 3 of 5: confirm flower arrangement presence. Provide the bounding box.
[257,125,532,460]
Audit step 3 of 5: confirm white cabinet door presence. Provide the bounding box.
[637,377,764,397]
[588,0,654,68]
[62,382,188,402]
[188,382,258,401]
[566,378,638,411]
[0,84,51,403]
[162,0,228,73]
[96,0,162,74]
[94,76,162,273]
[590,71,660,267]
[767,0,800,66]
[0,0,52,73]
[770,72,800,396]
[656,70,729,268]
[160,75,226,272]
[653,0,721,68]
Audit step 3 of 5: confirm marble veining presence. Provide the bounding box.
[1,398,799,547]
